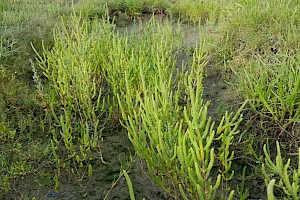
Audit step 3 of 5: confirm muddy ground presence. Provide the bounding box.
[3,128,169,200]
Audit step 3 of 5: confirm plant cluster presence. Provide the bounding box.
[0,0,75,196]
[1,0,300,199]
[233,55,300,139]
[33,14,117,188]
[98,15,248,199]
[74,0,224,25]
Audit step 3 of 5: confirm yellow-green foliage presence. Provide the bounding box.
[103,18,182,117]
[73,0,106,18]
[100,17,246,198]
[216,0,300,59]
[263,141,300,199]
[73,0,225,24]
[34,14,113,174]
[211,0,300,138]
[170,0,222,24]
[233,54,300,135]
[2,0,300,199]
[123,170,136,200]
[119,42,246,199]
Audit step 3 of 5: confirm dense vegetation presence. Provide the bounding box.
[1,0,300,199]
